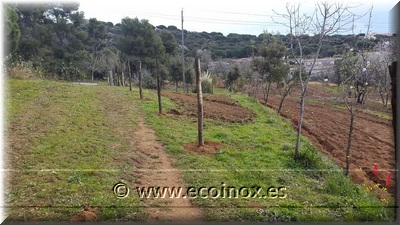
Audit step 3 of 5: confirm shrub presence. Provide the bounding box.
[192,70,213,93]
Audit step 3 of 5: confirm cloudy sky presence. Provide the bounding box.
[78,0,397,36]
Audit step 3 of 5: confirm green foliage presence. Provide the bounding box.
[334,50,359,85]
[117,17,165,63]
[7,3,386,82]
[6,79,147,221]
[253,33,289,84]
[225,65,241,91]
[138,87,394,222]
[192,70,213,93]
[158,29,178,56]
[10,3,90,80]
[4,4,21,56]
[232,76,247,93]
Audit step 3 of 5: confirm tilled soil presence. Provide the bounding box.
[162,92,255,123]
[265,87,395,199]
[162,87,395,199]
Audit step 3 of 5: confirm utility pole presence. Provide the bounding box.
[181,8,186,93]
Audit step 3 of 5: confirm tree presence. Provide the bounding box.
[117,17,165,98]
[252,33,289,105]
[87,18,108,81]
[158,29,178,56]
[369,39,395,108]
[276,68,300,113]
[342,77,356,176]
[225,65,241,91]
[335,9,373,176]
[334,49,359,89]
[273,2,362,158]
[12,3,90,80]
[4,4,21,58]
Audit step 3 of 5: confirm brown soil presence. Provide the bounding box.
[183,141,224,156]
[132,119,204,222]
[69,206,98,222]
[99,89,204,222]
[162,92,255,123]
[264,84,395,199]
[134,97,153,101]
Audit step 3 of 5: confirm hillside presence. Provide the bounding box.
[6,3,394,83]
[4,78,394,222]
[158,25,392,59]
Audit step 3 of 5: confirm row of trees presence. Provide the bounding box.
[5,3,396,176]
[163,25,389,60]
[5,3,393,82]
[4,3,196,88]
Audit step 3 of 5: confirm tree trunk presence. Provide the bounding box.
[195,58,204,146]
[109,70,113,86]
[389,61,396,154]
[117,68,120,86]
[264,82,272,105]
[253,81,258,100]
[122,71,125,87]
[385,90,389,108]
[278,86,291,113]
[128,61,132,92]
[295,92,305,158]
[156,59,162,114]
[344,105,354,176]
[138,60,143,99]
[91,45,99,82]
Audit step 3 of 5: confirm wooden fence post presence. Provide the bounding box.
[195,58,204,146]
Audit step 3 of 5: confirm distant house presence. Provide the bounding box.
[289,57,336,79]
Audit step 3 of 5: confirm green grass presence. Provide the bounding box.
[5,79,147,221]
[138,88,394,222]
[324,85,342,95]
[5,79,394,222]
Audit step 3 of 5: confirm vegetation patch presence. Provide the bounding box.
[5,79,147,222]
[139,87,394,222]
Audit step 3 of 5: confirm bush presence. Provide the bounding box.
[192,71,213,94]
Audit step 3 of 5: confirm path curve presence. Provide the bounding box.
[133,118,204,221]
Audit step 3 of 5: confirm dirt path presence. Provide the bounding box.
[133,118,204,222]
[98,89,204,221]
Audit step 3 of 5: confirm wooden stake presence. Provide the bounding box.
[139,60,143,99]
[156,58,162,114]
[128,60,132,91]
[195,58,204,146]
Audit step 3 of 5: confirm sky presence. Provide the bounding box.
[77,0,398,36]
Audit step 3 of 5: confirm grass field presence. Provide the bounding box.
[4,78,395,222]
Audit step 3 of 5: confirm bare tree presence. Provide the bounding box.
[336,7,373,176]
[342,78,357,176]
[273,2,363,158]
[370,39,396,108]
[277,71,298,113]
